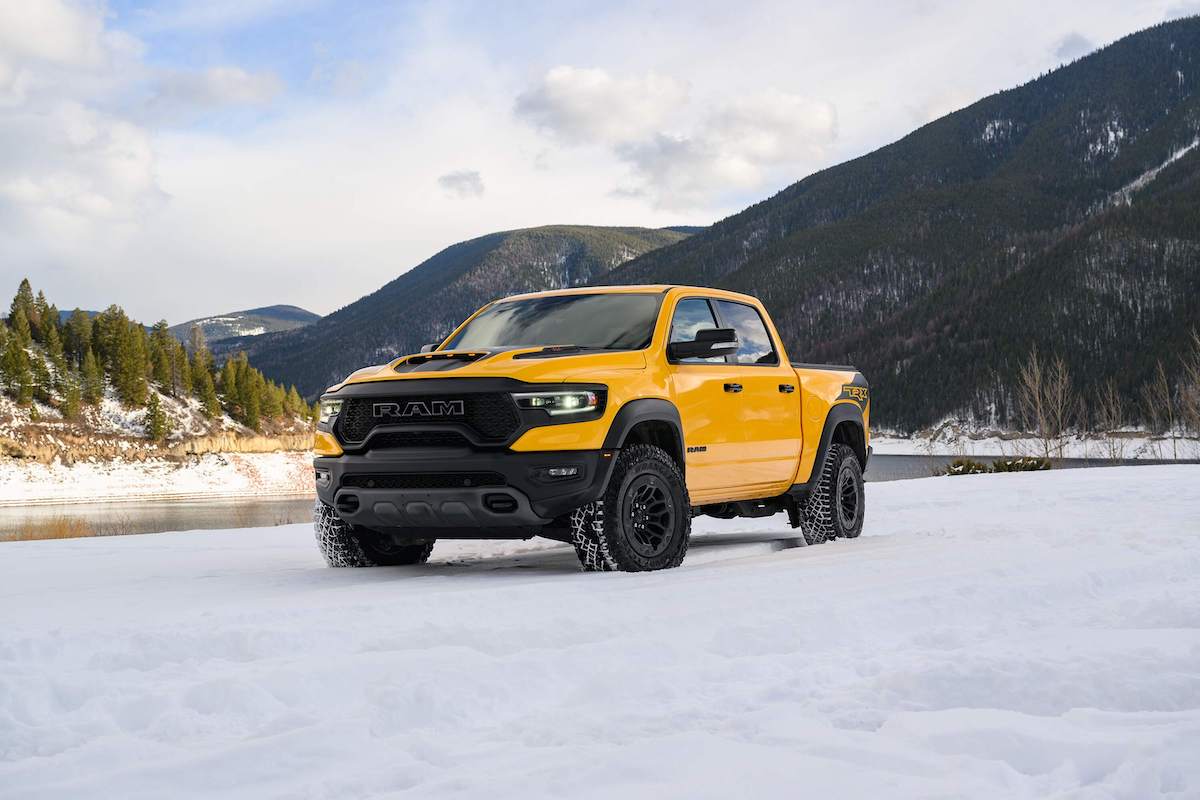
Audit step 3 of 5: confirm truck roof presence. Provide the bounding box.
[499,284,763,305]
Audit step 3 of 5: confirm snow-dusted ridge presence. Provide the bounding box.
[2,466,1197,798]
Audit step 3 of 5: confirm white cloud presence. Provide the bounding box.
[1054,32,1095,62]
[517,68,837,209]
[147,66,283,120]
[437,169,485,198]
[0,2,163,273]
[1164,2,1200,21]
[0,0,110,67]
[515,66,689,145]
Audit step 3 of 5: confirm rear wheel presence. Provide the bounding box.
[314,501,435,567]
[569,444,691,572]
[800,443,864,544]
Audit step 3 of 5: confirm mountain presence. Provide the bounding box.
[169,305,318,344]
[217,226,690,395]
[611,17,1200,430]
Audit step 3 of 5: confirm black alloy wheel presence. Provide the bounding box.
[622,473,677,559]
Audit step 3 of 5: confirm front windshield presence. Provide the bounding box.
[443,293,660,351]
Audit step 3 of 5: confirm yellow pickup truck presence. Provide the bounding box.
[312,285,870,572]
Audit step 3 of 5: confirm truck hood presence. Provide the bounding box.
[327,347,647,392]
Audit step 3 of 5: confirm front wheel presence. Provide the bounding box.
[799,443,865,544]
[314,501,435,567]
[570,444,691,572]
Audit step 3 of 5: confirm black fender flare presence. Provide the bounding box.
[793,402,867,497]
[602,398,685,470]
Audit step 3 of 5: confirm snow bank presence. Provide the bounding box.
[1,466,1198,798]
[872,430,1200,460]
[0,451,313,506]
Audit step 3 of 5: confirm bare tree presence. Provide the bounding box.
[1017,347,1075,460]
[1093,377,1128,461]
[1139,361,1178,460]
[1179,330,1200,457]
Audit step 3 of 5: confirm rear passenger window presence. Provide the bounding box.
[714,300,778,365]
[669,298,724,363]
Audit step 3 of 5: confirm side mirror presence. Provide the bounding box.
[668,327,739,360]
[419,343,438,353]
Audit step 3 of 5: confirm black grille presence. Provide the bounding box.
[341,472,506,489]
[337,393,520,444]
[366,431,472,449]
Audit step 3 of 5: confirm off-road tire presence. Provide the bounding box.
[314,501,435,567]
[569,444,691,572]
[800,443,864,544]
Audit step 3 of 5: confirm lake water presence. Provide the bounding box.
[1,455,1192,539]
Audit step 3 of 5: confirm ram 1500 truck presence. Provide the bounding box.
[313,285,870,572]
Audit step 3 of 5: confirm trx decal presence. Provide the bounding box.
[838,384,869,408]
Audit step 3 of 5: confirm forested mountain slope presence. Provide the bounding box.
[613,17,1200,429]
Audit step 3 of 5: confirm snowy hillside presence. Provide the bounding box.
[2,466,1198,798]
[168,305,318,344]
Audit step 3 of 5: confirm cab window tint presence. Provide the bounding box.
[714,300,778,365]
[669,298,724,363]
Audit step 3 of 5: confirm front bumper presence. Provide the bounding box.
[314,448,617,535]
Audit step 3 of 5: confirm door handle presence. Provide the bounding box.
[779,384,795,393]
[724,383,743,393]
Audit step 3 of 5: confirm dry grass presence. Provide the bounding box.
[4,515,96,542]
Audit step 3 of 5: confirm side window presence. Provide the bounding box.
[713,300,778,365]
[669,298,724,363]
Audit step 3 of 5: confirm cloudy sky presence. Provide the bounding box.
[2,0,1195,323]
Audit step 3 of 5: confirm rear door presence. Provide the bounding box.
[711,299,802,489]
[666,297,754,494]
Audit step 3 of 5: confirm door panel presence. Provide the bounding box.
[671,366,756,494]
[711,300,802,488]
[666,297,759,494]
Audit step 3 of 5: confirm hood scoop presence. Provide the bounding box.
[393,351,492,373]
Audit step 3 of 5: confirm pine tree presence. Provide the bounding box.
[92,305,126,366]
[112,320,148,407]
[11,306,31,347]
[9,278,34,329]
[220,357,240,415]
[173,340,193,396]
[286,385,305,416]
[149,320,172,390]
[145,392,169,441]
[44,324,66,390]
[31,354,52,404]
[197,369,220,419]
[64,309,92,366]
[32,290,51,342]
[244,380,261,431]
[81,348,103,404]
[1,334,33,404]
[62,370,83,420]
[261,378,284,419]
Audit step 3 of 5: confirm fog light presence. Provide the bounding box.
[534,465,583,482]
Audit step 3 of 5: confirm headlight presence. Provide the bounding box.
[319,399,343,424]
[512,390,600,416]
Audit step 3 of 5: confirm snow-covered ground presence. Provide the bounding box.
[2,466,1198,798]
[0,451,313,506]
